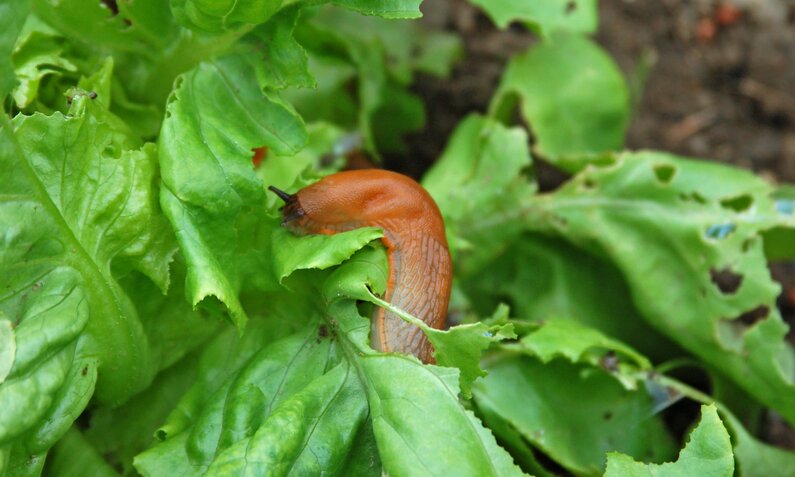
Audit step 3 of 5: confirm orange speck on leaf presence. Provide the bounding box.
[252,147,268,168]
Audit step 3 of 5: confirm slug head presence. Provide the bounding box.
[268,185,307,231]
[269,170,447,242]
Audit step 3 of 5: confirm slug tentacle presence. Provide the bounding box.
[270,170,452,364]
[268,185,296,203]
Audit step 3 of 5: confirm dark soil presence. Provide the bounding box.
[600,0,795,180]
[407,0,795,454]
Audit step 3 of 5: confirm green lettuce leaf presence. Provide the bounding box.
[423,114,535,270]
[83,347,203,475]
[520,151,795,423]
[204,362,369,476]
[134,323,348,476]
[468,0,598,36]
[0,0,30,101]
[1,66,177,474]
[158,51,307,330]
[32,0,237,136]
[33,0,178,55]
[247,6,315,91]
[9,15,77,110]
[722,409,795,477]
[490,34,629,168]
[604,405,734,477]
[363,356,524,476]
[515,319,651,390]
[473,355,676,476]
[171,0,281,33]
[45,427,120,477]
[136,227,525,476]
[291,7,460,155]
[460,234,684,363]
[331,0,422,19]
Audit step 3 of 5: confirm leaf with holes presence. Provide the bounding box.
[490,34,629,168]
[518,150,795,424]
[468,0,598,36]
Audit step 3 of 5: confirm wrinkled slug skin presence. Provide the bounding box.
[281,170,452,363]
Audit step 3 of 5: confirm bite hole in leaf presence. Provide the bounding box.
[710,267,743,294]
[736,305,770,327]
[100,0,118,15]
[775,199,795,215]
[705,223,735,240]
[720,194,753,213]
[535,157,571,192]
[658,390,704,443]
[653,164,676,184]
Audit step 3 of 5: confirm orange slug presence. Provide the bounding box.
[269,170,452,363]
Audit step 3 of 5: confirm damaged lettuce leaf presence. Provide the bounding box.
[427,117,795,424]
[490,34,630,168]
[520,151,795,424]
[426,114,795,475]
[468,0,598,36]
[605,405,734,477]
